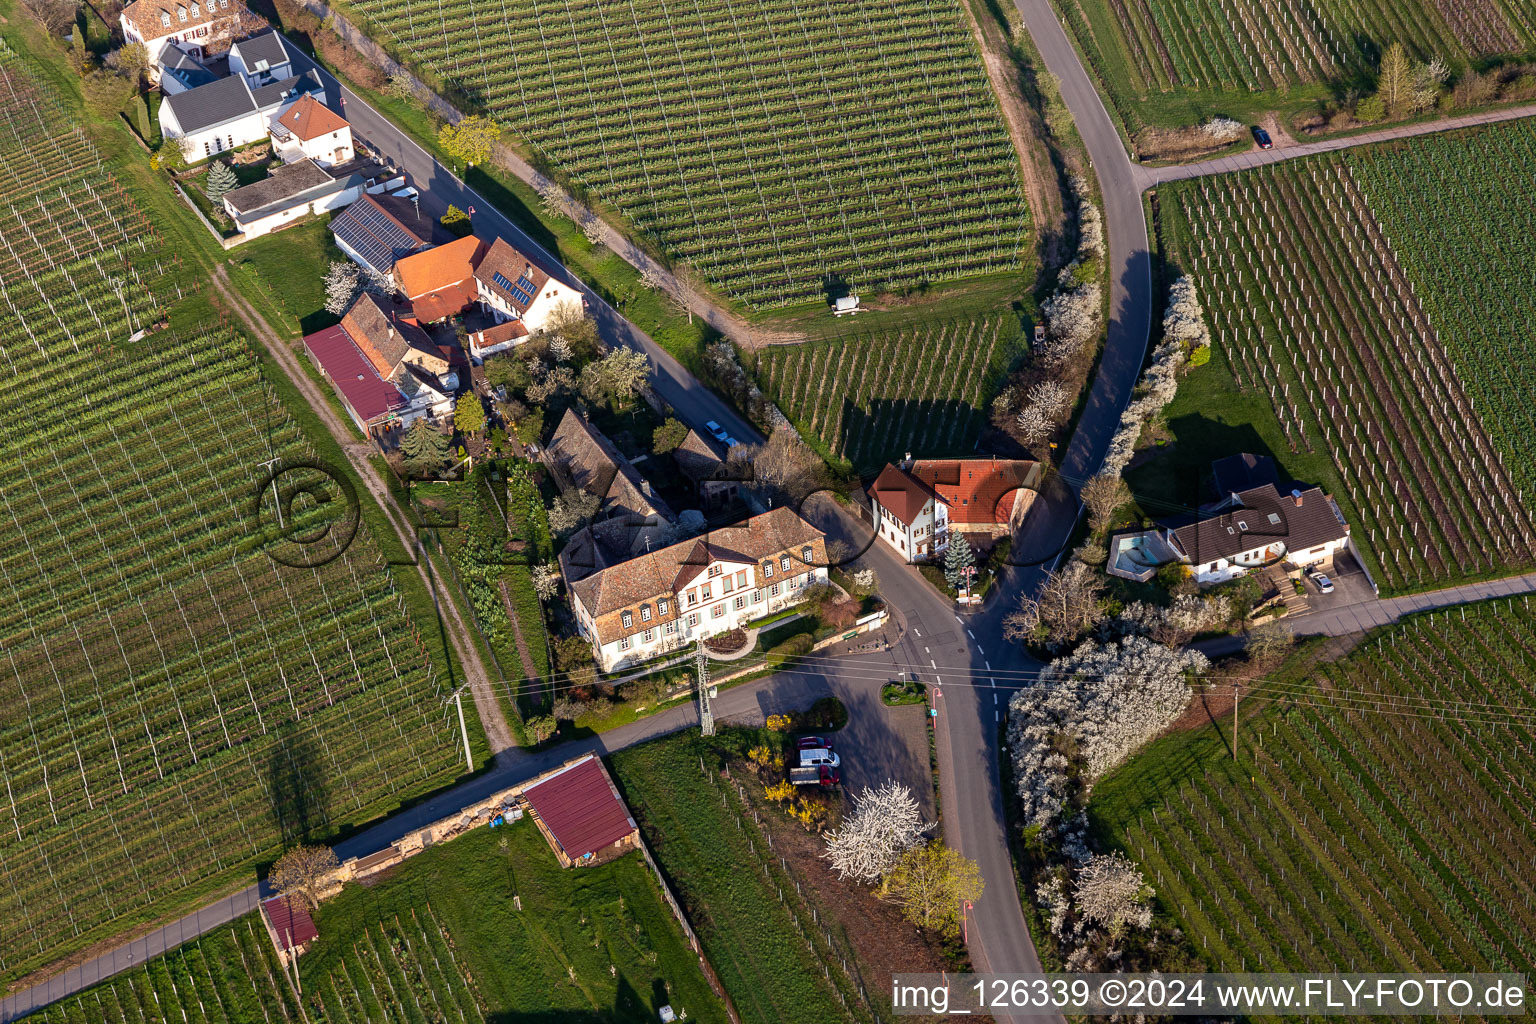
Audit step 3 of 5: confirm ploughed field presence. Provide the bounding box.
[754,315,1024,472]
[0,49,462,983]
[345,0,1028,308]
[1064,0,1536,125]
[1157,121,1536,593]
[1092,598,1536,978]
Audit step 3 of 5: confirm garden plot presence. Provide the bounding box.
[346,0,1028,308]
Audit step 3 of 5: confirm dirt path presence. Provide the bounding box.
[208,266,519,763]
[497,579,543,706]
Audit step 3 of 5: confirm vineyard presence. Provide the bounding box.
[612,734,873,1024]
[0,50,463,981]
[1062,0,1536,125]
[754,316,1024,471]
[1092,598,1536,976]
[343,0,1028,308]
[1158,137,1536,593]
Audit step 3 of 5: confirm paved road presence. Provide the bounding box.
[1140,101,1536,185]
[288,51,762,449]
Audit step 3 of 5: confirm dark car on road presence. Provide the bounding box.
[1253,126,1273,150]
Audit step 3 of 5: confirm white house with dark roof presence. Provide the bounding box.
[472,236,577,333]
[565,506,828,671]
[227,30,293,85]
[156,42,217,95]
[221,157,357,238]
[159,65,323,160]
[329,193,445,277]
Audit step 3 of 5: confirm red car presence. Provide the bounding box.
[797,736,831,751]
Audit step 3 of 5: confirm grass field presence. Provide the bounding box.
[0,45,467,982]
[754,315,1025,471]
[1153,127,1536,593]
[1059,0,1536,131]
[340,0,1028,309]
[611,733,870,1024]
[1091,598,1536,975]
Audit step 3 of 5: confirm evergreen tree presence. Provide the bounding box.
[943,533,976,591]
[401,418,450,476]
[204,160,238,203]
[453,394,485,437]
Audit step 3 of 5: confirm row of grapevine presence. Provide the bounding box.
[1161,146,1536,592]
[1095,598,1536,978]
[754,316,1022,471]
[0,50,464,982]
[346,0,1028,308]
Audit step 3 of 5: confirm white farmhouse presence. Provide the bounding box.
[122,0,257,69]
[1164,484,1350,584]
[869,457,1041,563]
[472,236,579,334]
[159,67,322,160]
[564,507,829,672]
[269,93,354,167]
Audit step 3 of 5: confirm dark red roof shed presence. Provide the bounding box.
[302,324,406,426]
[522,756,637,863]
[260,895,318,951]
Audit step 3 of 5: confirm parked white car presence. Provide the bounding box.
[799,748,840,768]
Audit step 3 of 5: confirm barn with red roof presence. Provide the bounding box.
[520,755,639,867]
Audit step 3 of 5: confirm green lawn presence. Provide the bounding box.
[233,216,349,335]
[302,818,729,1021]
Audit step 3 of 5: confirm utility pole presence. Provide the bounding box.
[257,456,285,529]
[445,683,474,771]
[1233,683,1241,762]
[695,640,714,737]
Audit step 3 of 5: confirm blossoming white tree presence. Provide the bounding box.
[1006,636,1208,829]
[1074,852,1153,937]
[823,780,929,883]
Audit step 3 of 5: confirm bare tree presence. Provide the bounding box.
[269,845,339,911]
[19,0,77,34]
[1003,560,1104,648]
[744,425,825,504]
[547,488,601,536]
[823,780,929,882]
[1081,474,1131,534]
[1244,620,1294,665]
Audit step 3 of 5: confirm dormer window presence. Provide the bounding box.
[780,556,790,571]
[177,5,188,20]
[160,9,171,25]
[763,560,774,577]
[640,605,651,622]
[658,598,669,615]
[190,2,199,15]
[801,546,813,564]
[621,611,633,629]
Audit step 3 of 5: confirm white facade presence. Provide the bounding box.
[872,496,948,563]
[477,276,579,335]
[1185,533,1347,584]
[271,123,353,167]
[122,0,242,67]
[226,183,359,240]
[162,103,268,161]
[573,557,827,672]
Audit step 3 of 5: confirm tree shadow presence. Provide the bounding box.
[267,720,332,847]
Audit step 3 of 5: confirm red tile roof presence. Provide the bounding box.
[911,459,1038,526]
[473,319,530,348]
[870,463,935,526]
[274,93,348,141]
[260,895,318,951]
[395,235,488,308]
[408,279,480,324]
[523,756,636,862]
[302,324,405,424]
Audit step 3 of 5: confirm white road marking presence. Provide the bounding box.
[993,692,998,704]
[924,646,930,654]
[966,629,975,639]
[913,628,922,637]
[930,660,938,670]
[995,710,1001,722]
[984,661,991,670]
[954,614,963,624]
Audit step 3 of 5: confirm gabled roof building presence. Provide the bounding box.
[565,506,828,671]
[472,236,579,335]
[868,457,1041,563]
[329,193,446,276]
[393,234,490,323]
[123,0,257,70]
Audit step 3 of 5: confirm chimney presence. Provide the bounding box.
[1291,488,1303,507]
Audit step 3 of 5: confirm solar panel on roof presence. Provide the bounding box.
[491,271,514,291]
[510,286,534,306]
[515,274,535,292]
[332,201,418,272]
